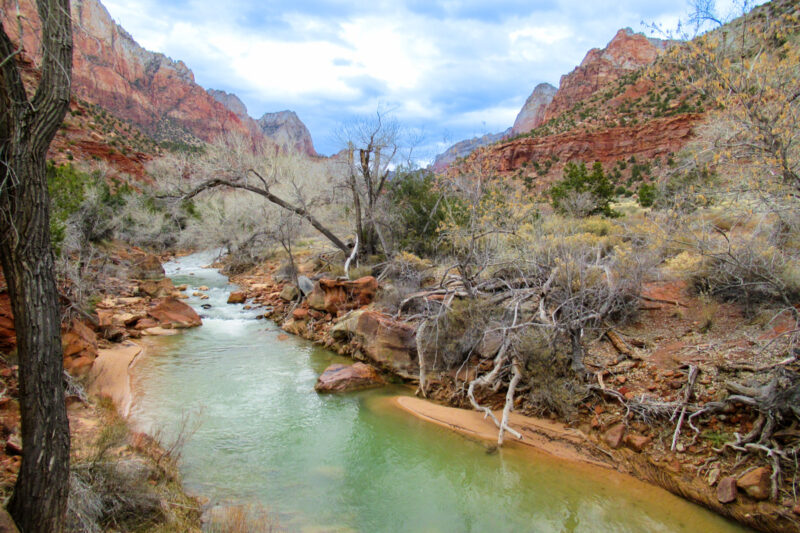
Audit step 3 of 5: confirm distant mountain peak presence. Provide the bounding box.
[257,111,317,157]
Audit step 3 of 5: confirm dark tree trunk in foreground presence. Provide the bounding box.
[0,1,73,531]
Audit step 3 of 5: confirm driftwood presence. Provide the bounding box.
[671,365,699,451]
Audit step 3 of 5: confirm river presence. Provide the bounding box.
[128,250,749,532]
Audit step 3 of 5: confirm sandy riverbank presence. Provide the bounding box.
[392,396,611,468]
[88,340,143,417]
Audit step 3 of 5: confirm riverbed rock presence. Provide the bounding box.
[281,318,307,336]
[147,298,202,329]
[138,278,175,298]
[131,254,165,281]
[227,291,246,304]
[717,477,738,503]
[331,310,418,379]
[314,363,385,393]
[280,285,300,301]
[602,423,626,449]
[737,467,771,500]
[297,275,314,296]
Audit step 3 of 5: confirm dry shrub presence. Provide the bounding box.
[515,330,586,421]
[205,504,283,533]
[419,298,506,371]
[693,228,800,310]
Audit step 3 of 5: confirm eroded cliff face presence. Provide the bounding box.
[491,114,702,191]
[4,0,254,145]
[543,28,669,123]
[511,83,557,136]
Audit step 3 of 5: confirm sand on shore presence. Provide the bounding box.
[88,340,143,417]
[392,396,611,468]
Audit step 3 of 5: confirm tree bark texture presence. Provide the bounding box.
[0,1,73,531]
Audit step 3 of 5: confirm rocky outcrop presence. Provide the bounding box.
[511,83,557,136]
[314,362,385,393]
[543,28,670,123]
[62,319,99,376]
[331,310,418,379]
[147,298,202,329]
[257,111,317,157]
[488,113,701,188]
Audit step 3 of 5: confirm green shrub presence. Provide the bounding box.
[549,161,617,217]
[637,183,657,207]
[387,169,450,257]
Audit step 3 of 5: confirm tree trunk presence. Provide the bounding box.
[0,153,70,533]
[1,1,74,530]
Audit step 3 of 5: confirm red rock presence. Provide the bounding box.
[511,83,557,135]
[62,319,98,361]
[717,477,738,503]
[312,277,379,315]
[331,310,418,379]
[147,298,202,329]
[138,278,175,298]
[603,423,626,449]
[544,29,667,124]
[292,308,309,320]
[314,363,384,393]
[131,254,165,280]
[623,433,651,452]
[133,318,159,330]
[227,291,246,304]
[737,467,771,501]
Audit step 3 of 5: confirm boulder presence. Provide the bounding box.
[138,278,175,298]
[280,285,300,301]
[292,308,309,320]
[717,477,738,503]
[331,310,418,379]
[297,275,314,296]
[623,433,651,452]
[227,291,246,304]
[737,467,771,500]
[603,423,626,449]
[307,284,327,311]
[62,319,98,360]
[313,277,378,315]
[314,362,385,393]
[281,318,307,336]
[147,298,202,329]
[131,254,165,280]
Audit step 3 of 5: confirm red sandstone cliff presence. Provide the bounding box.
[543,28,670,123]
[3,0,261,146]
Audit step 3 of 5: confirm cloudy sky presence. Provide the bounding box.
[101,0,749,159]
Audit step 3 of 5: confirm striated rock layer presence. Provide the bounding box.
[490,114,701,190]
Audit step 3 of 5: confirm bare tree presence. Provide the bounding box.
[337,111,403,257]
[161,132,351,256]
[0,1,73,530]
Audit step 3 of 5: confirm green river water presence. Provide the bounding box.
[128,251,750,532]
